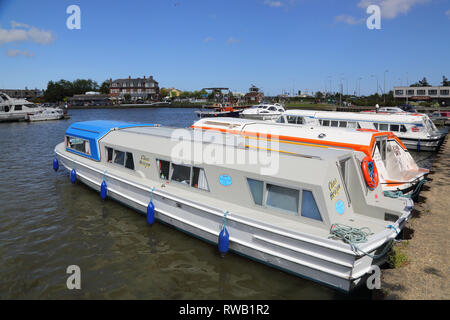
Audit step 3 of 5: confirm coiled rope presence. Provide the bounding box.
[329,224,399,259]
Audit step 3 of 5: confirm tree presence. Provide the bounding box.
[160,88,169,97]
[315,91,324,100]
[100,80,110,94]
[124,93,131,102]
[442,76,449,87]
[410,77,430,87]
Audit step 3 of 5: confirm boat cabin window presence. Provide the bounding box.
[125,152,135,170]
[106,147,113,162]
[191,167,209,191]
[321,120,330,126]
[105,147,135,170]
[277,117,286,123]
[338,158,351,206]
[171,164,191,184]
[400,125,407,133]
[157,159,170,180]
[14,105,22,111]
[266,184,299,215]
[157,159,209,191]
[301,190,322,221]
[246,178,323,221]
[247,178,264,205]
[114,150,125,165]
[66,136,91,155]
[375,138,387,162]
[347,121,358,129]
[389,124,400,132]
[373,123,378,130]
[330,121,339,127]
[339,121,347,128]
[286,116,304,124]
[379,123,389,131]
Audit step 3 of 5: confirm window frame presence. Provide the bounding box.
[104,146,135,171]
[66,135,91,156]
[246,177,324,222]
[156,159,209,192]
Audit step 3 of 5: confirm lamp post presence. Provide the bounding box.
[371,75,379,95]
[383,70,389,106]
[357,77,362,97]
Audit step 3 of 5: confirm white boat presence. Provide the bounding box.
[54,120,413,292]
[0,92,42,122]
[240,103,285,121]
[278,110,446,151]
[191,118,429,194]
[28,107,64,122]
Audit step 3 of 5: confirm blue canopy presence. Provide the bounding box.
[65,120,157,161]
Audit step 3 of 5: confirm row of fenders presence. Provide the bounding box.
[53,156,230,255]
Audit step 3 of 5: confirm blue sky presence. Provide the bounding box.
[0,0,449,96]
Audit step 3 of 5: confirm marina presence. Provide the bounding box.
[1,0,449,304]
[0,107,447,299]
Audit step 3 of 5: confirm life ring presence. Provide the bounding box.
[361,156,379,190]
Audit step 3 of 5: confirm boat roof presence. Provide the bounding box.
[65,120,158,161]
[284,109,427,123]
[113,125,354,161]
[191,117,390,148]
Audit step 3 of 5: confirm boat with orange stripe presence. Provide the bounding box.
[191,118,428,194]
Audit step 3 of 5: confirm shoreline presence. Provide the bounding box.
[379,136,449,299]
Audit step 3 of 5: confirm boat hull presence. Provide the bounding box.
[400,135,446,152]
[56,147,410,293]
[196,110,242,119]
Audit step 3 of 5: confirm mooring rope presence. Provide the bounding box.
[329,224,399,259]
[383,179,427,201]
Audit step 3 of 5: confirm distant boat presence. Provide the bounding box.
[278,109,446,152]
[0,92,42,122]
[28,107,64,122]
[195,103,242,118]
[240,103,285,121]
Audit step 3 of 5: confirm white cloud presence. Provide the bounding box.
[335,15,365,25]
[446,9,450,18]
[264,1,283,8]
[357,0,430,19]
[5,49,34,57]
[11,21,30,28]
[226,37,241,44]
[0,21,54,45]
[204,37,215,43]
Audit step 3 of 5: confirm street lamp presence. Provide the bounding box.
[371,75,379,95]
[383,70,389,106]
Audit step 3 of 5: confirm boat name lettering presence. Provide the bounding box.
[328,178,341,200]
[139,155,151,168]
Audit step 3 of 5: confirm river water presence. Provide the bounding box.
[0,108,436,299]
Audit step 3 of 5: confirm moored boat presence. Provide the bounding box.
[0,92,42,122]
[29,107,64,121]
[191,117,429,194]
[240,103,285,121]
[54,120,413,292]
[279,110,447,152]
[195,103,242,118]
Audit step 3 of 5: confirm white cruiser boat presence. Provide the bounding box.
[0,92,42,122]
[240,103,285,121]
[54,120,413,292]
[192,118,428,194]
[29,107,64,122]
[278,110,446,151]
